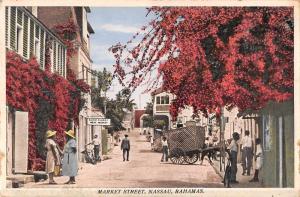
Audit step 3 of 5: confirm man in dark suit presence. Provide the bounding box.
[121,134,130,161]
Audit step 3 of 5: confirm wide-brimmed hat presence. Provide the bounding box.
[47,130,57,138]
[64,130,75,138]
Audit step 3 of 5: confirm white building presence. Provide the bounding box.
[38,6,95,161]
[5,6,67,175]
[151,88,208,129]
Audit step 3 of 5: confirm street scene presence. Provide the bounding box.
[3,5,295,190]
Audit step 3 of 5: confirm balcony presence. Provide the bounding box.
[156,105,170,112]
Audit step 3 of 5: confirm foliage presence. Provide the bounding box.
[6,20,90,170]
[110,7,293,119]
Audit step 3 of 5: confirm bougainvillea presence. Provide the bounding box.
[6,20,90,170]
[110,7,293,119]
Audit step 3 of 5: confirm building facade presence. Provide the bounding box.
[5,6,67,175]
[37,7,95,161]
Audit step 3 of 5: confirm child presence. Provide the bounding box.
[249,138,262,182]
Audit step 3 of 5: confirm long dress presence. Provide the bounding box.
[62,139,78,177]
[45,139,60,174]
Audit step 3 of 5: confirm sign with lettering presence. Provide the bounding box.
[88,117,111,125]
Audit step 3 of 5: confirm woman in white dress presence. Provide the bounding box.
[45,130,62,184]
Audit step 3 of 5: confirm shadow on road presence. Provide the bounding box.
[137,180,223,188]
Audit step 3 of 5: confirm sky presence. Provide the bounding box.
[88,7,156,109]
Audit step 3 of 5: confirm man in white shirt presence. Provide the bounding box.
[161,136,168,162]
[241,130,253,176]
[92,135,101,162]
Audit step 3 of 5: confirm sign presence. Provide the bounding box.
[88,117,111,126]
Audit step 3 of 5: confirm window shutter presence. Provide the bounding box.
[10,7,16,50]
[5,7,8,47]
[62,48,66,77]
[17,9,22,25]
[29,19,34,57]
[23,15,28,58]
[53,42,57,72]
[35,25,39,39]
[40,29,45,69]
[58,45,61,75]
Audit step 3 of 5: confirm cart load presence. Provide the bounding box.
[164,126,206,164]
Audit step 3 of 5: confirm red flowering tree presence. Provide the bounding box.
[110,7,293,119]
[6,20,90,170]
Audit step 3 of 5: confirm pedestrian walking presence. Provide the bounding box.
[249,138,263,182]
[150,135,154,150]
[228,132,240,184]
[121,134,130,161]
[92,135,101,162]
[45,130,62,184]
[161,136,169,162]
[241,130,253,176]
[62,130,78,184]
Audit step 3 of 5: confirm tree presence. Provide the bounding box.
[110,7,293,119]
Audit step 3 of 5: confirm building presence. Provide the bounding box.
[37,7,95,161]
[133,109,146,128]
[151,88,207,129]
[5,6,67,175]
[259,100,294,187]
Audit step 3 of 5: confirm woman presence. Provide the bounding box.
[62,130,78,184]
[45,130,62,184]
[228,132,240,184]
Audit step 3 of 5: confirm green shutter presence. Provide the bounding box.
[23,15,28,58]
[17,8,22,25]
[10,7,16,50]
[5,7,8,47]
[29,19,34,57]
[53,42,57,72]
[40,30,45,69]
[35,25,39,39]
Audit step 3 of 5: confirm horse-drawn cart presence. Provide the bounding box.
[165,126,206,165]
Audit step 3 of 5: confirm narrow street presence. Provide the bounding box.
[25,129,223,188]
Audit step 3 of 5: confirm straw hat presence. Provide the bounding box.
[64,130,75,138]
[46,130,57,138]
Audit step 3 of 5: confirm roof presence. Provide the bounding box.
[151,87,165,96]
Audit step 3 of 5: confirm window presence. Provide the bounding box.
[165,96,169,104]
[161,96,165,104]
[16,26,23,55]
[156,96,160,104]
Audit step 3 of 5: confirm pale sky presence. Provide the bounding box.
[88,7,157,109]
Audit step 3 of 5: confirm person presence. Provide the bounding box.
[161,136,168,162]
[228,132,240,184]
[249,138,263,182]
[241,130,253,176]
[92,135,101,162]
[45,130,62,184]
[62,130,78,184]
[150,135,154,150]
[121,134,130,161]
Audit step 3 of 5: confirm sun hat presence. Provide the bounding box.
[47,130,57,138]
[64,130,75,138]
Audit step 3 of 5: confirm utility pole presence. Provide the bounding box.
[219,106,224,172]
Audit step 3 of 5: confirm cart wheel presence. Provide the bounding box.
[184,153,198,164]
[170,148,185,165]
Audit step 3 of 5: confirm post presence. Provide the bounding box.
[219,106,224,172]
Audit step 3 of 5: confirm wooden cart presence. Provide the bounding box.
[165,126,206,165]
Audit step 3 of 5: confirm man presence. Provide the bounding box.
[161,136,169,162]
[92,135,101,162]
[241,130,253,176]
[249,138,262,182]
[228,132,240,184]
[121,134,130,161]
